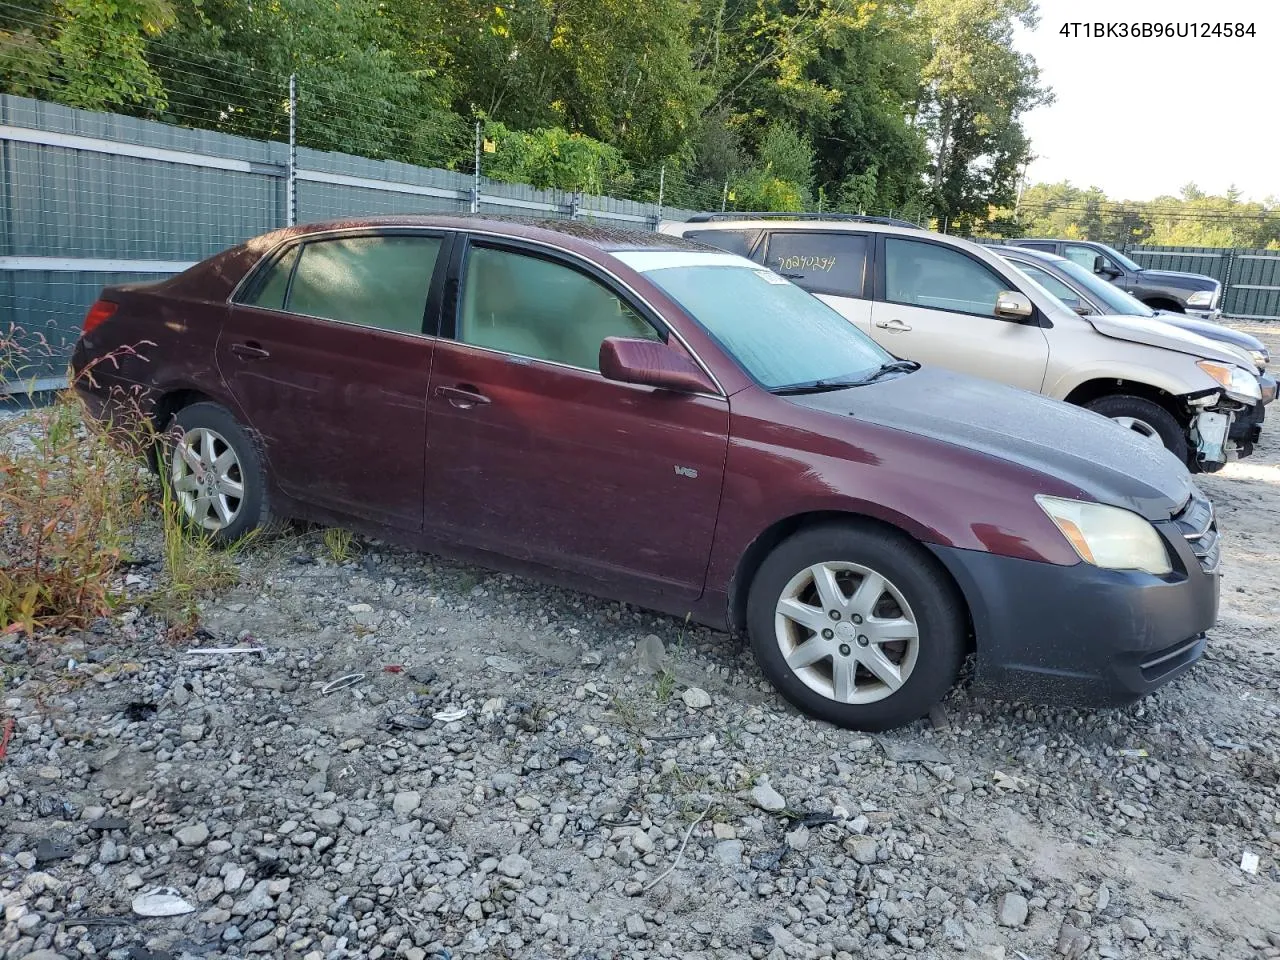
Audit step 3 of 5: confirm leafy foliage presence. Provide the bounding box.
[1,0,1062,217]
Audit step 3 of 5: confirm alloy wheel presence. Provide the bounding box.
[170,427,245,532]
[773,561,920,705]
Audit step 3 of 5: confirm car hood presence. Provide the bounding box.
[1137,268,1217,291]
[1083,313,1250,367]
[792,367,1193,520]
[1153,310,1268,356]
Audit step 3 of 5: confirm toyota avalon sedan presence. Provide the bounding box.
[72,217,1220,731]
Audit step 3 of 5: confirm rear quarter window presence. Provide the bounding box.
[763,231,868,298]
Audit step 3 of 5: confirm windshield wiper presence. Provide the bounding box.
[769,360,919,395]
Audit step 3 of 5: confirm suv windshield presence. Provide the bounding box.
[618,253,893,389]
[1095,243,1142,272]
[1056,259,1155,316]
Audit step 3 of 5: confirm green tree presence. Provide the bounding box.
[1,0,174,110]
[915,0,1050,228]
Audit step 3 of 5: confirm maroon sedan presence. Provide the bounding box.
[73,216,1220,730]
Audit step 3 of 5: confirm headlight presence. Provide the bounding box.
[1036,496,1172,575]
[1186,290,1214,307]
[1197,360,1262,402]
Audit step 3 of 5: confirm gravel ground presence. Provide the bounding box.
[1,324,1278,960]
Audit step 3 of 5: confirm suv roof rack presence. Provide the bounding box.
[684,211,922,229]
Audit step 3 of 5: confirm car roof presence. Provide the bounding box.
[661,217,931,239]
[990,245,1069,263]
[247,215,709,256]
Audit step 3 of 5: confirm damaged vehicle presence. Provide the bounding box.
[662,214,1261,471]
[992,244,1274,461]
[73,217,1220,731]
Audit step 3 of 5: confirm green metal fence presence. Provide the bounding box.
[1120,244,1280,320]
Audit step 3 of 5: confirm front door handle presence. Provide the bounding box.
[874,319,913,332]
[230,342,271,360]
[435,384,491,409]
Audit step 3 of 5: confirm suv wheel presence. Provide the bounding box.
[1084,394,1189,464]
[746,523,966,731]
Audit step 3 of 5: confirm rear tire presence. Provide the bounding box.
[745,523,966,731]
[1083,394,1190,465]
[164,402,269,544]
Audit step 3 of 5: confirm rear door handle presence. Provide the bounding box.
[230,342,270,360]
[874,319,912,332]
[434,384,491,409]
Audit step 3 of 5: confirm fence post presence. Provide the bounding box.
[470,122,481,214]
[1222,248,1235,317]
[720,179,728,212]
[655,165,665,226]
[287,74,297,227]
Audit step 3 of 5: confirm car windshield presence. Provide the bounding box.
[1095,243,1142,272]
[1055,259,1156,316]
[616,251,892,389]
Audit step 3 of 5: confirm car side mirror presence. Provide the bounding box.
[994,291,1034,320]
[1093,255,1118,278]
[599,337,717,394]
[1062,296,1090,315]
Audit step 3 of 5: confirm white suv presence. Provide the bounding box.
[659,214,1261,471]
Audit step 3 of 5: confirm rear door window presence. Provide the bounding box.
[883,238,1007,316]
[682,229,761,258]
[287,236,442,333]
[241,234,443,335]
[763,231,869,298]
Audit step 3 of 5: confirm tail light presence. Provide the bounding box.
[82,299,117,334]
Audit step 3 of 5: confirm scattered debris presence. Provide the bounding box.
[321,673,366,695]
[641,800,713,892]
[184,646,265,656]
[387,713,432,731]
[35,837,71,863]
[433,707,469,722]
[876,737,948,764]
[1241,851,1260,874]
[87,816,130,831]
[123,702,157,722]
[131,887,196,918]
[1116,748,1149,758]
[992,770,1029,791]
[382,664,404,673]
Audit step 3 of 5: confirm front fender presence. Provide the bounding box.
[1045,359,1218,403]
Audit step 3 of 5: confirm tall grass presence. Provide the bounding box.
[0,328,150,633]
[1,325,251,637]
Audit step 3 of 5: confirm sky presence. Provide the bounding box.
[1012,0,1279,202]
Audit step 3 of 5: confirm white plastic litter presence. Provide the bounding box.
[131,886,196,917]
[1241,851,1260,874]
[433,707,469,722]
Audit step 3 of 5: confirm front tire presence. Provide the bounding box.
[164,402,269,544]
[745,523,966,731]
[1083,393,1190,465]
